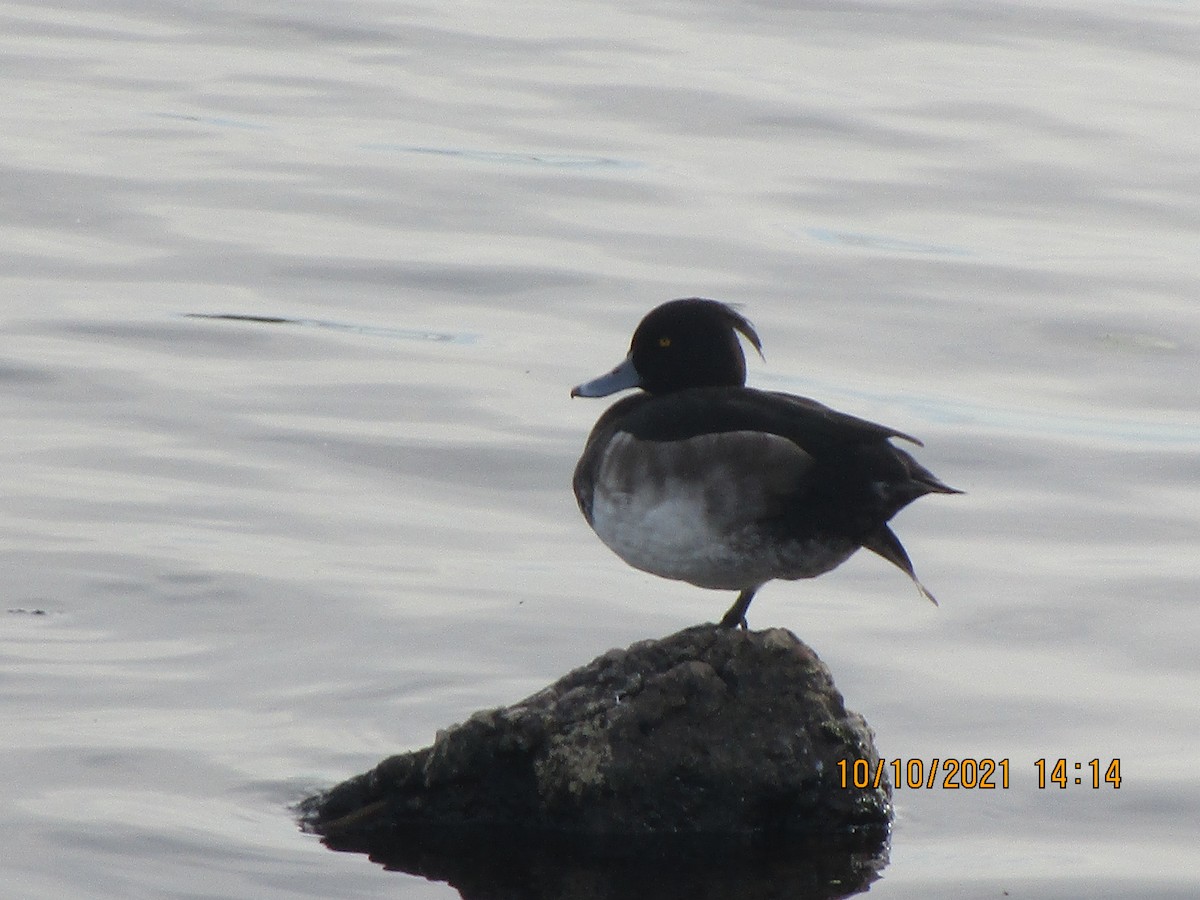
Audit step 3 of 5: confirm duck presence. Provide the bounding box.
[570,297,960,628]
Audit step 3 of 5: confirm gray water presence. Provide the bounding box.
[3,1,1199,897]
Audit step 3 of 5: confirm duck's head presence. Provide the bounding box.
[571,298,763,397]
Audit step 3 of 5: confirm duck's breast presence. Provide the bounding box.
[588,429,815,589]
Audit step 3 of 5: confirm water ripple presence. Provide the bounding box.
[360,144,641,169]
[183,313,478,344]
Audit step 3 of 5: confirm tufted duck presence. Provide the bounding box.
[571,298,960,628]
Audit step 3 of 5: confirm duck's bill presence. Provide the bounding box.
[570,355,642,397]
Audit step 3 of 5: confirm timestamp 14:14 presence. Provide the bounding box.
[1035,758,1122,789]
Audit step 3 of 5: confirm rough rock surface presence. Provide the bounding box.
[301,624,891,856]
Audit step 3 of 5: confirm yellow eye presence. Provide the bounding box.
[658,337,671,348]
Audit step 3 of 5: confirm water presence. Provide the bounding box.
[2,0,1198,896]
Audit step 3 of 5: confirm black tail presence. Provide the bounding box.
[862,524,940,606]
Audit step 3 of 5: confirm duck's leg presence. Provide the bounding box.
[718,586,760,630]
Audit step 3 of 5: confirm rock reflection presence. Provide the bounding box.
[325,825,890,900]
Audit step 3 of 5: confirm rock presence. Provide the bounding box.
[301,624,892,863]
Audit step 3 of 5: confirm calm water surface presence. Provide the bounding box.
[2,1,1198,897]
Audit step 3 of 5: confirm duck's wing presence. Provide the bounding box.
[613,387,921,448]
[759,391,924,446]
[579,387,957,533]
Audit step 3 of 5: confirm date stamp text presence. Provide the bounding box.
[836,757,1122,790]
